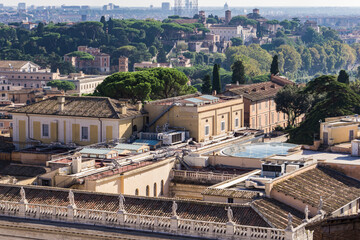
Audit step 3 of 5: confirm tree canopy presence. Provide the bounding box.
[288,75,360,144]
[47,80,75,92]
[94,68,196,103]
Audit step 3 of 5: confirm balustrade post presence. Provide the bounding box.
[247,226,251,237]
[36,205,40,219]
[267,229,272,239]
[117,210,126,225]
[226,221,235,237]
[208,222,214,237]
[136,214,140,226]
[19,202,27,218]
[67,206,75,222]
[85,210,89,223]
[102,212,107,225]
[170,215,179,232]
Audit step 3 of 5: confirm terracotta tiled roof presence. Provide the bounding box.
[0,184,270,227]
[224,76,294,102]
[11,96,144,119]
[202,188,262,199]
[0,164,48,178]
[224,81,282,101]
[273,166,360,213]
[0,60,39,69]
[252,198,305,229]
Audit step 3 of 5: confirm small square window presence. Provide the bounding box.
[227,198,234,203]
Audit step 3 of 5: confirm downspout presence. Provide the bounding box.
[26,113,30,142]
[99,118,103,142]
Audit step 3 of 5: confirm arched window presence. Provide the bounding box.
[160,180,164,196]
[153,183,157,197]
[146,185,149,196]
[135,189,139,196]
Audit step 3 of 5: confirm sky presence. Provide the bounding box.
[4,0,360,7]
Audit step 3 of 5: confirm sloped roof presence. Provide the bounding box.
[0,164,48,178]
[0,184,269,227]
[202,188,262,199]
[0,60,39,69]
[224,81,282,101]
[273,166,360,213]
[252,198,305,229]
[11,96,144,119]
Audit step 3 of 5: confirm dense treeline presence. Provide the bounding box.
[0,18,204,74]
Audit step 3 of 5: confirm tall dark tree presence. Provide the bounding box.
[212,64,221,93]
[36,22,44,36]
[231,60,245,84]
[270,55,279,75]
[338,70,350,84]
[274,84,313,127]
[157,48,167,63]
[100,16,107,31]
[107,17,114,34]
[201,74,212,94]
[256,21,263,39]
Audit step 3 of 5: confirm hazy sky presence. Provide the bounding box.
[4,0,360,7]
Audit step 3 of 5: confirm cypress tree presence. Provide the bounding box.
[201,74,212,94]
[157,48,167,63]
[231,60,245,84]
[270,55,279,75]
[256,21,263,39]
[212,64,221,93]
[100,16,107,31]
[338,70,350,84]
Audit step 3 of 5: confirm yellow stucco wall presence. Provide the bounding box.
[33,121,41,140]
[90,125,98,144]
[72,124,80,143]
[144,98,244,142]
[321,123,358,145]
[106,126,113,141]
[19,120,26,142]
[50,122,58,142]
[119,120,131,140]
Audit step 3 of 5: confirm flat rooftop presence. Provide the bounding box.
[269,150,360,164]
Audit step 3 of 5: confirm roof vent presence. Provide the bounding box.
[271,84,275,88]
[261,86,265,90]
[252,88,257,92]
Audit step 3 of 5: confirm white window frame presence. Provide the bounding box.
[221,121,226,132]
[205,125,210,136]
[81,126,89,141]
[42,123,49,138]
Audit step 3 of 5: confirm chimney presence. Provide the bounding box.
[58,96,65,112]
[135,101,142,111]
[120,104,127,115]
[71,153,82,174]
[212,90,217,96]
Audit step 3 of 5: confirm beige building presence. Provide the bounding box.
[134,62,172,70]
[224,75,295,133]
[11,96,145,145]
[144,93,244,142]
[320,115,360,146]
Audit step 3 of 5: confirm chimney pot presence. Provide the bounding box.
[58,96,65,112]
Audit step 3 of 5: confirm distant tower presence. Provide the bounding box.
[174,0,182,16]
[192,0,198,16]
[225,10,231,24]
[224,2,229,11]
[199,10,206,24]
[118,57,128,72]
[253,8,260,15]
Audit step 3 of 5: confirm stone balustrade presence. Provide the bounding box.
[171,170,237,183]
[0,200,300,240]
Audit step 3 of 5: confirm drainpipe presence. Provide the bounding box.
[99,118,103,142]
[26,113,30,142]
